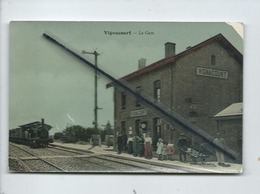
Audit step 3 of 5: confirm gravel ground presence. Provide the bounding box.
[16,145,78,157]
[45,157,108,172]
[44,157,148,172]
[84,157,151,172]
[95,155,187,173]
[23,160,62,172]
[9,145,34,158]
[9,158,29,172]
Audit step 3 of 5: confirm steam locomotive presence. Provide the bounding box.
[9,119,53,148]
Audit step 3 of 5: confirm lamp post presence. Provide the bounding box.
[82,50,100,132]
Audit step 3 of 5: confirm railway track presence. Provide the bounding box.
[47,145,172,173]
[9,143,68,172]
[48,144,192,173]
[9,142,194,173]
[48,144,191,173]
[92,155,182,173]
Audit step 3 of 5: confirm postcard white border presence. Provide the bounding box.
[1,1,260,194]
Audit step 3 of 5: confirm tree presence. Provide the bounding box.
[62,125,104,142]
[104,121,113,135]
[62,125,87,142]
[100,121,114,142]
[84,127,100,141]
[53,132,63,140]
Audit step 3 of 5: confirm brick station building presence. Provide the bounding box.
[108,33,243,150]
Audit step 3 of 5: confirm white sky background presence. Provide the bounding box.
[1,1,260,194]
[8,21,242,134]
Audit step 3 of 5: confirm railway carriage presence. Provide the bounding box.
[9,119,53,148]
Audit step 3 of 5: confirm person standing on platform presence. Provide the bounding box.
[138,135,144,157]
[176,133,188,162]
[105,135,111,148]
[213,133,228,166]
[167,140,175,160]
[122,133,128,151]
[127,132,133,154]
[133,135,141,157]
[144,133,153,159]
[156,138,164,160]
[162,142,168,160]
[117,132,123,154]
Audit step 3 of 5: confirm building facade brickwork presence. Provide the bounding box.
[213,102,243,161]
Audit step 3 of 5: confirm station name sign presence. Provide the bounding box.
[196,67,228,79]
[130,109,148,117]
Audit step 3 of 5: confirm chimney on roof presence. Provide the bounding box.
[138,58,146,69]
[165,42,176,58]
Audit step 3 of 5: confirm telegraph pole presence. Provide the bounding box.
[82,50,100,131]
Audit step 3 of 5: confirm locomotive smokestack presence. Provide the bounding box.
[41,118,45,126]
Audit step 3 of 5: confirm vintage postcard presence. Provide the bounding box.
[9,21,243,173]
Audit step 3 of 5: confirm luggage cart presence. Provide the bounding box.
[184,143,209,164]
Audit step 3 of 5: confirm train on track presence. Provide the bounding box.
[9,119,53,148]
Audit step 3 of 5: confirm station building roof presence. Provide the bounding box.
[213,102,243,119]
[107,33,243,88]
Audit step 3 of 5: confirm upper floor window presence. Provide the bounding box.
[136,86,142,107]
[211,55,216,65]
[153,80,161,102]
[121,92,126,109]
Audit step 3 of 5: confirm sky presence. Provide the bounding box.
[9,22,243,135]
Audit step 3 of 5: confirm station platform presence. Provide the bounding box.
[50,142,243,174]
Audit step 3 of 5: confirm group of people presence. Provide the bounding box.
[155,138,175,161]
[118,132,153,159]
[116,132,178,161]
[116,132,228,166]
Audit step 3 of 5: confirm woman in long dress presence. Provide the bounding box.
[167,140,175,160]
[133,135,141,157]
[156,138,164,160]
[144,133,153,159]
[127,134,133,154]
